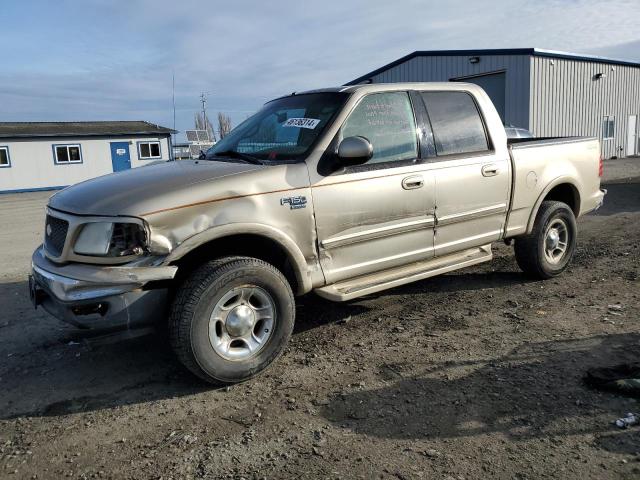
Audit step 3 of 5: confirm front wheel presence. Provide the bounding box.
[514,200,577,279]
[169,256,295,384]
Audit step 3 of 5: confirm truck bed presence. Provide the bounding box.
[504,136,603,238]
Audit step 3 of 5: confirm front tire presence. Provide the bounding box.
[169,256,295,384]
[514,201,577,279]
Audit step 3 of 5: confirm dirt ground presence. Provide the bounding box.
[1,161,639,480]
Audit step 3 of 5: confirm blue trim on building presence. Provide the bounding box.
[346,48,640,85]
[0,185,67,194]
[136,140,163,160]
[0,145,10,168]
[52,143,84,165]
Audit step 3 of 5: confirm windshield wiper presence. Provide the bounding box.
[210,150,264,165]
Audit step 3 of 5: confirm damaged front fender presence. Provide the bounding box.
[162,223,315,294]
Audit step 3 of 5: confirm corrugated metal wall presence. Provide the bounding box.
[367,54,531,131]
[530,56,640,159]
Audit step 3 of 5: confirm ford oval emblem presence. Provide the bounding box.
[46,224,52,236]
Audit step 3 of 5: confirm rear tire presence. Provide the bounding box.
[169,256,295,384]
[514,201,577,279]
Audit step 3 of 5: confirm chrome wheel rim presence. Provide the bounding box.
[208,286,275,361]
[544,218,569,265]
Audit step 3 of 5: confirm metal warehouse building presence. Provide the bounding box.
[348,48,640,159]
[0,121,174,193]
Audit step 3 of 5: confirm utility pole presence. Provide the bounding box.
[199,92,216,142]
[200,92,207,124]
[200,93,208,138]
[172,71,176,158]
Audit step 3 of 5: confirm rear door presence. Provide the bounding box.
[311,91,436,284]
[419,91,510,256]
[110,142,131,172]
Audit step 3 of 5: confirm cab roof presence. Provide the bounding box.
[278,82,480,100]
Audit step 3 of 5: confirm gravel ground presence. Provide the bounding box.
[0,160,639,479]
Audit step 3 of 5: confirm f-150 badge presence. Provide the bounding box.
[280,196,307,210]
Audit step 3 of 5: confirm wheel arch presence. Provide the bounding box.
[526,178,580,234]
[165,224,313,295]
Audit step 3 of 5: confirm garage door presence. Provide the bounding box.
[452,72,506,123]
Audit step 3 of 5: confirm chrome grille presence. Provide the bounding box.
[44,215,69,257]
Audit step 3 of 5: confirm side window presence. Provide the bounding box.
[421,91,489,156]
[53,144,82,164]
[0,146,10,167]
[138,141,162,159]
[341,92,418,165]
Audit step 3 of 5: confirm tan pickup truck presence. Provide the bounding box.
[30,83,606,383]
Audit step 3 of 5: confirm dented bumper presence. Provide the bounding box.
[29,246,177,330]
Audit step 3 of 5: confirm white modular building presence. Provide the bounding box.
[0,121,175,193]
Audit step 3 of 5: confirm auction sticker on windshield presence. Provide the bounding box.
[283,118,321,129]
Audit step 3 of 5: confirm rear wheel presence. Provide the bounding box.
[514,201,577,279]
[169,256,295,384]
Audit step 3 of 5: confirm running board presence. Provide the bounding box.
[315,244,493,301]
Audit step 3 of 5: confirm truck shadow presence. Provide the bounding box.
[320,333,640,442]
[292,267,537,335]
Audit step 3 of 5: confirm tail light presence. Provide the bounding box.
[598,156,603,177]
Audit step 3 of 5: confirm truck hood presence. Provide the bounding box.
[48,160,263,217]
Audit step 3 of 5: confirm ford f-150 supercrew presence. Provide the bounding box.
[30,83,606,384]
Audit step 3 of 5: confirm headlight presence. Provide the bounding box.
[74,222,113,255]
[74,222,147,257]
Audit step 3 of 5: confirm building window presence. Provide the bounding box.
[0,146,10,168]
[138,141,161,159]
[53,144,83,164]
[602,116,615,140]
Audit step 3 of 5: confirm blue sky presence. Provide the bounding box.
[1,0,639,141]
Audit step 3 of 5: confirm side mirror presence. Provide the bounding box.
[337,136,373,166]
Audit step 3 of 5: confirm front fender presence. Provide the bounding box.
[163,223,313,294]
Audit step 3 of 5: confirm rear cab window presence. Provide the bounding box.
[420,91,490,156]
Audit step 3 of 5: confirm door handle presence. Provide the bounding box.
[402,175,424,190]
[481,164,500,177]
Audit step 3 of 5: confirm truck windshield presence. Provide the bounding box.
[204,92,349,162]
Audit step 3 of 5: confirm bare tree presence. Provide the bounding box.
[194,112,217,142]
[217,112,233,139]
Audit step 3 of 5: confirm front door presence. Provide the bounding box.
[110,142,131,172]
[627,115,638,157]
[311,91,436,284]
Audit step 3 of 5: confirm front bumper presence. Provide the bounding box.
[30,246,178,330]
